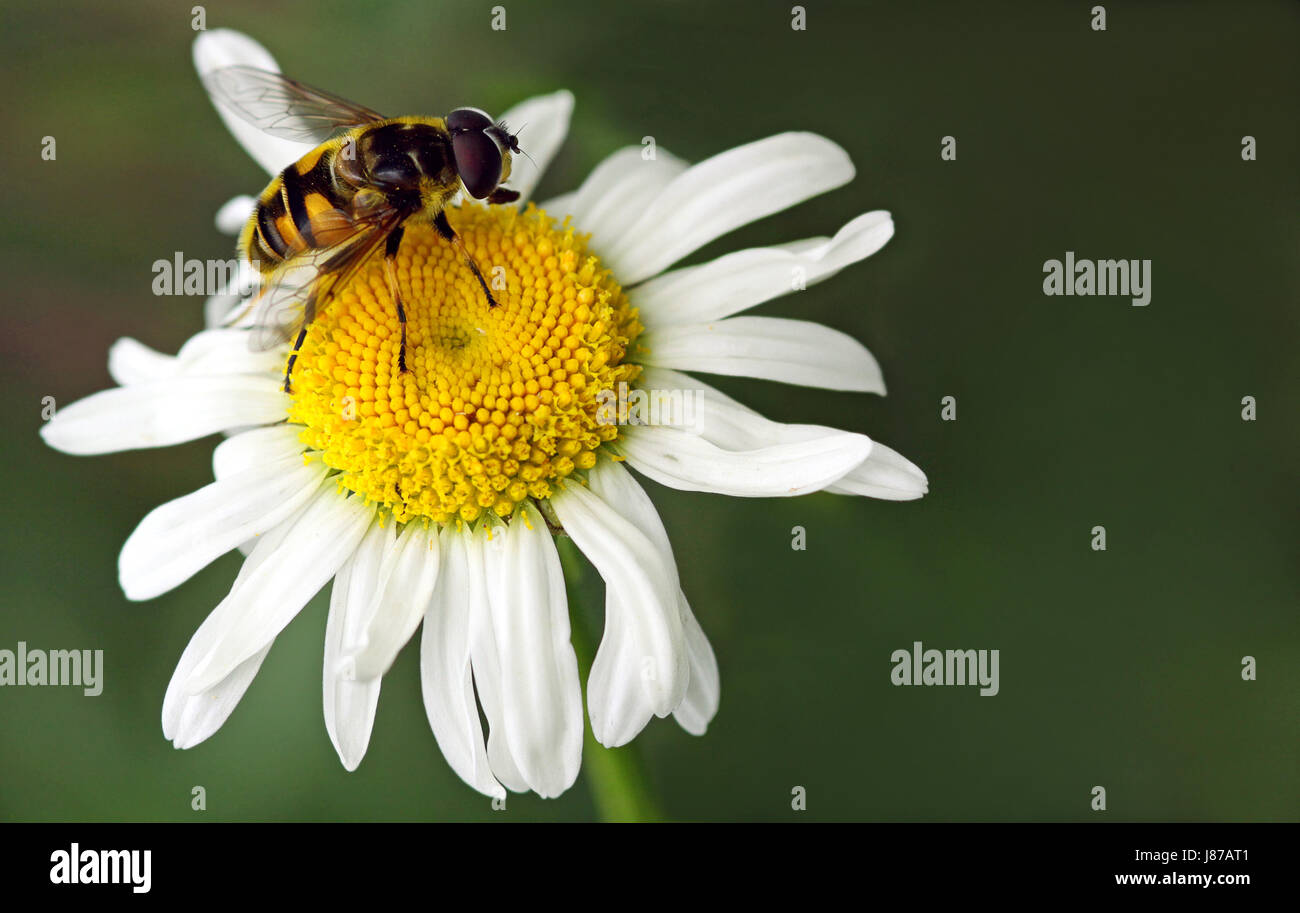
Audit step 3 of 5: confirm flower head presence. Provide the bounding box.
[287,208,640,525]
[40,29,926,800]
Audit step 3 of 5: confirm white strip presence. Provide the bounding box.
[618,424,872,497]
[41,375,290,455]
[175,328,284,377]
[565,146,689,252]
[119,453,327,601]
[535,191,576,218]
[108,338,177,386]
[636,366,926,499]
[638,315,885,393]
[322,521,393,770]
[184,489,375,693]
[551,470,687,720]
[341,522,441,681]
[671,595,720,736]
[464,525,530,793]
[212,424,305,480]
[580,460,692,745]
[421,526,505,798]
[601,133,856,284]
[486,504,583,798]
[496,90,574,205]
[193,29,317,175]
[823,441,929,501]
[634,211,894,326]
[161,499,309,749]
[215,194,256,235]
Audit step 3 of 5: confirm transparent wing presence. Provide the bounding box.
[245,254,337,352]
[242,207,410,353]
[203,65,386,144]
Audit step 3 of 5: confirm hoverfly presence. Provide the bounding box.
[203,65,523,391]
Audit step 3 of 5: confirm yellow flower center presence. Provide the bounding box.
[288,204,641,525]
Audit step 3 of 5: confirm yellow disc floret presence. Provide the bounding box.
[288,204,642,525]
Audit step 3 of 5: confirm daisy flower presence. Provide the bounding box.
[40,29,927,801]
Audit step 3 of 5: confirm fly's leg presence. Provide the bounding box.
[383,226,409,373]
[433,210,498,308]
[282,297,316,393]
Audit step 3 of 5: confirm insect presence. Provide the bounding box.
[203,65,523,391]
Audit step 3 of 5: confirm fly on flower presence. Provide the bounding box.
[39,28,928,804]
[203,64,525,391]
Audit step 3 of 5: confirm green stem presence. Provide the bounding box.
[558,536,664,823]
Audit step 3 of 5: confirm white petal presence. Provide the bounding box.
[322,522,393,771]
[175,327,284,377]
[636,364,861,447]
[672,595,720,736]
[583,457,674,558]
[108,325,273,389]
[637,365,926,500]
[421,527,504,799]
[566,146,688,252]
[212,425,305,480]
[635,366,756,417]
[778,236,835,257]
[341,522,441,681]
[192,29,317,175]
[578,460,691,745]
[485,504,583,797]
[630,364,846,441]
[601,133,855,284]
[618,423,872,497]
[119,453,328,601]
[571,454,719,739]
[496,90,573,204]
[108,338,177,386]
[41,375,290,455]
[583,591,654,747]
[207,265,261,324]
[205,270,261,330]
[206,291,244,330]
[161,504,305,749]
[825,441,929,501]
[535,191,576,218]
[464,526,530,793]
[637,315,885,393]
[551,468,687,721]
[164,644,272,750]
[215,195,256,235]
[184,490,375,693]
[634,211,894,326]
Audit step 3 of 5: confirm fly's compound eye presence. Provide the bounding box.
[452,129,504,199]
[446,107,494,135]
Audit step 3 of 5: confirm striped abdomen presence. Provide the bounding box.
[239,140,358,272]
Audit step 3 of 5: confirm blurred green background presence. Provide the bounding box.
[1,0,1295,822]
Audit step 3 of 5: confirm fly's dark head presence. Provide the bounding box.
[446,107,521,200]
